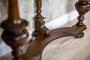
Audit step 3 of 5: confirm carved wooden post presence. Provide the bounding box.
[1,0,29,60]
[76,0,90,26]
[75,0,90,38]
[33,0,50,37]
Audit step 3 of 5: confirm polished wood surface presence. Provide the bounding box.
[23,25,86,60]
[75,0,90,38]
[0,0,90,60]
[1,0,29,60]
[33,0,50,37]
[23,0,90,60]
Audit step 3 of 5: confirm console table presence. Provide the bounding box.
[0,0,90,60]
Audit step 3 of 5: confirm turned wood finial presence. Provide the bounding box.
[1,0,29,60]
[33,0,50,37]
[75,0,90,26]
[74,0,90,38]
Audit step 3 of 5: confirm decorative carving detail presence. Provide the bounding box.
[1,0,29,60]
[33,0,50,37]
[0,0,90,60]
[40,25,84,51]
[23,25,87,60]
[23,0,90,60]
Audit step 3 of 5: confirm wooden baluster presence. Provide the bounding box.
[33,0,50,37]
[76,0,90,26]
[75,0,90,38]
[1,0,29,60]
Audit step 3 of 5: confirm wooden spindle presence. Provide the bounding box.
[75,0,90,26]
[75,0,90,38]
[1,0,29,60]
[8,0,20,20]
[33,0,50,37]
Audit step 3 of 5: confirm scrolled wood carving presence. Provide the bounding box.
[23,0,90,60]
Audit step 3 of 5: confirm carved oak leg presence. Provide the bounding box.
[32,0,50,37]
[75,0,90,38]
[1,0,29,60]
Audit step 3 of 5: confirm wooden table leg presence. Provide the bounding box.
[1,0,29,60]
[32,0,50,37]
[75,0,90,38]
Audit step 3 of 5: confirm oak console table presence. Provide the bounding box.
[0,0,90,60]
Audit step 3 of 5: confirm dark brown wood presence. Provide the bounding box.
[23,25,86,60]
[76,0,90,26]
[32,0,50,37]
[75,0,90,38]
[23,0,90,60]
[0,0,90,60]
[0,0,29,60]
